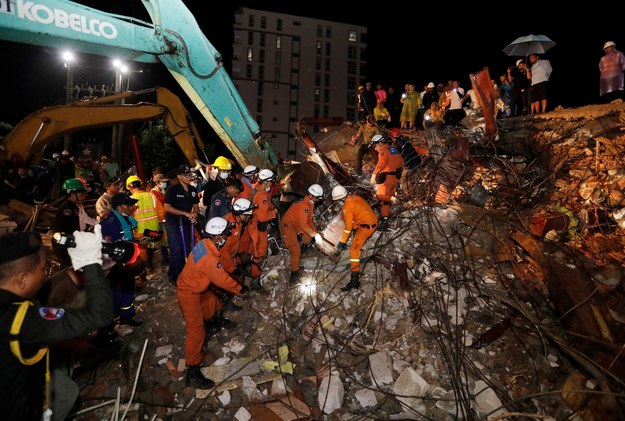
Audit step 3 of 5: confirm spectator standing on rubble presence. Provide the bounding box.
[281,184,325,285]
[0,228,112,421]
[373,99,392,128]
[331,185,378,292]
[400,84,421,130]
[177,217,244,389]
[350,115,381,175]
[362,82,378,120]
[370,134,404,231]
[508,60,530,116]
[423,102,445,129]
[164,167,200,286]
[599,41,625,103]
[386,86,402,128]
[527,53,552,114]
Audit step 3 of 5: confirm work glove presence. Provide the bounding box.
[68,224,103,271]
[313,233,323,245]
[370,174,377,186]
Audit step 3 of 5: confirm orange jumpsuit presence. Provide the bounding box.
[248,187,278,261]
[339,195,378,272]
[177,239,242,366]
[373,144,404,218]
[221,212,244,274]
[281,198,318,272]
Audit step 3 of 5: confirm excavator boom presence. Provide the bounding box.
[0,0,278,169]
[3,86,204,165]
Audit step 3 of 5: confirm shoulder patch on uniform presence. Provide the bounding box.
[216,261,222,269]
[192,241,208,263]
[304,208,309,213]
[38,307,65,320]
[191,192,197,198]
[214,199,222,207]
[63,209,73,216]
[389,147,400,154]
[263,199,268,204]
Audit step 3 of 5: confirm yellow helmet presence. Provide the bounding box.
[126,175,142,188]
[213,156,232,170]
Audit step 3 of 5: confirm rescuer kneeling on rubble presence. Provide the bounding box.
[331,185,378,291]
[0,227,113,420]
[176,217,245,389]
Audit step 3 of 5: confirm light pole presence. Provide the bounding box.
[111,59,128,162]
[62,51,74,151]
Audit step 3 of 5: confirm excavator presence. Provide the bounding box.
[2,86,208,165]
[0,0,280,170]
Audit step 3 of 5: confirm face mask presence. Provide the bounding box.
[219,172,230,180]
[337,200,345,207]
[216,237,226,248]
[190,182,198,188]
[265,186,271,192]
[160,182,167,189]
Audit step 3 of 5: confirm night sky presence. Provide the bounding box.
[1,1,622,126]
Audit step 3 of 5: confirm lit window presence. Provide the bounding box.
[348,30,357,42]
[276,35,282,49]
[247,47,253,62]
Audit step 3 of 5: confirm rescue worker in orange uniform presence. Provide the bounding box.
[370,134,404,230]
[236,165,258,200]
[331,185,378,291]
[281,184,324,284]
[248,169,278,265]
[177,217,244,389]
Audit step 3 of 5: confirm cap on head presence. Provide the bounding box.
[331,185,348,201]
[603,40,616,50]
[61,150,70,156]
[308,183,324,198]
[232,197,254,215]
[258,168,275,182]
[371,133,386,144]
[100,156,108,161]
[243,165,259,176]
[205,216,229,235]
[126,175,142,189]
[516,59,523,66]
[213,156,233,171]
[63,177,90,193]
[52,152,60,159]
[111,193,138,208]
[357,85,364,90]
[0,231,42,265]
[427,82,435,89]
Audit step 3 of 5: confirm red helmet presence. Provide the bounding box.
[390,128,401,138]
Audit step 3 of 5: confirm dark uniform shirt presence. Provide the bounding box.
[164,183,199,227]
[207,187,233,220]
[0,264,113,421]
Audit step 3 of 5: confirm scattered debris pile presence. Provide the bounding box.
[42,102,625,420]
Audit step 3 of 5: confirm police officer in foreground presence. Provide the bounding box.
[0,226,113,420]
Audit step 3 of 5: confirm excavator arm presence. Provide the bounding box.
[0,0,278,169]
[3,86,204,165]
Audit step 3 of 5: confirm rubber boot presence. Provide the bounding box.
[340,272,361,291]
[185,365,215,389]
[214,311,237,330]
[289,270,300,285]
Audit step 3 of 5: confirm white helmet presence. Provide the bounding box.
[52,152,60,159]
[243,165,259,176]
[232,197,254,215]
[331,185,348,201]
[308,183,324,198]
[371,134,386,144]
[205,217,229,235]
[258,168,275,181]
[603,40,616,50]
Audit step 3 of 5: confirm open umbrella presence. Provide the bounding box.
[503,34,556,57]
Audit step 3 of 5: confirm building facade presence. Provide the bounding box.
[232,7,368,161]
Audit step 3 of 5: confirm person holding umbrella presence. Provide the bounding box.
[527,53,553,114]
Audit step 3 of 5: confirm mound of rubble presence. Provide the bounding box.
[67,101,625,420]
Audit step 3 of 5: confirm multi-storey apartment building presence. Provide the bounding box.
[231,7,368,161]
